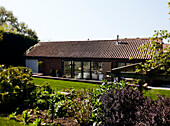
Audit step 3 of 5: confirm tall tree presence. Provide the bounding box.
[0,6,38,40]
[0,32,38,66]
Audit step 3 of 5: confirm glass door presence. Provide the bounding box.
[64,61,71,78]
[83,62,90,79]
[74,62,82,79]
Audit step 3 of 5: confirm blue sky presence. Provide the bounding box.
[1,0,170,41]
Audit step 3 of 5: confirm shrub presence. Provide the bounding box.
[135,95,170,125]
[33,117,43,126]
[0,66,35,112]
[64,89,93,125]
[90,80,129,125]
[0,66,34,93]
[99,87,170,126]
[21,110,31,125]
[62,80,129,125]
[48,92,66,122]
[29,83,65,110]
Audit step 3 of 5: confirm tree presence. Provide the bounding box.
[0,6,38,40]
[135,2,170,75]
[0,6,39,66]
[136,30,170,75]
[0,32,38,66]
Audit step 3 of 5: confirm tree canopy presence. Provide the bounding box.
[0,6,38,40]
[135,2,170,75]
[0,32,38,66]
[0,6,39,66]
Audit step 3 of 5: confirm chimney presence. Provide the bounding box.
[117,35,119,42]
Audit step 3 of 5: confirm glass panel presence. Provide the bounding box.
[74,62,82,79]
[92,62,100,80]
[92,62,111,80]
[64,61,71,78]
[83,62,90,79]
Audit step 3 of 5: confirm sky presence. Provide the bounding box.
[1,0,170,42]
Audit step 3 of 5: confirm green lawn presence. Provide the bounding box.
[144,89,170,100]
[33,78,170,100]
[32,77,99,90]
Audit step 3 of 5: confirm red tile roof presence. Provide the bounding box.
[26,38,151,59]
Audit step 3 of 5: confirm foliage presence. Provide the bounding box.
[0,7,38,66]
[21,110,31,125]
[0,6,38,40]
[136,30,170,75]
[0,65,169,125]
[0,66,35,112]
[8,111,17,120]
[6,84,68,125]
[68,89,93,125]
[99,87,170,126]
[0,117,25,126]
[89,80,129,125]
[137,95,170,126]
[0,31,2,41]
[55,100,72,118]
[0,66,34,93]
[61,80,129,125]
[0,32,38,66]
[3,76,169,125]
[33,117,43,126]
[33,83,52,110]
[48,92,66,122]
[135,2,170,75]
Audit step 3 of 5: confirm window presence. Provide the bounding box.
[92,62,111,80]
[74,62,82,79]
[64,61,71,78]
[63,60,112,80]
[83,62,90,79]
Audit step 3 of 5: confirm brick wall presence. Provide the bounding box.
[30,57,146,76]
[38,57,62,76]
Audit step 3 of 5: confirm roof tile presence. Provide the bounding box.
[26,38,152,59]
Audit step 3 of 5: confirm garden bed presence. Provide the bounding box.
[14,109,79,126]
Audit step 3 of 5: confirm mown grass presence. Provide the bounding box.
[0,117,24,126]
[32,77,99,91]
[33,77,170,100]
[144,89,170,100]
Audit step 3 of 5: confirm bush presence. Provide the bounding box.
[70,89,93,125]
[0,66,35,112]
[27,83,65,110]
[135,95,170,126]
[99,87,170,126]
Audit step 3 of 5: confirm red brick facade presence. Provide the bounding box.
[27,57,146,76]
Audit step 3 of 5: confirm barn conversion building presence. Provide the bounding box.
[25,38,151,80]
